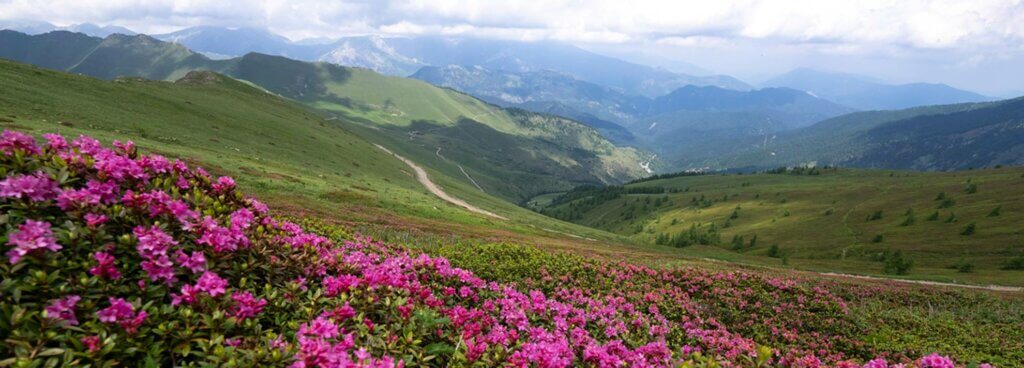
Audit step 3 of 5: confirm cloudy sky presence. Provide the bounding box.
[2,0,1023,96]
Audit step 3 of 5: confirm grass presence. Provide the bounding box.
[539,167,1024,286]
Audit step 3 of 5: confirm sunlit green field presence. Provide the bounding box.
[540,167,1024,286]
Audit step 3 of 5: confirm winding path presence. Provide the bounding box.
[375,144,507,220]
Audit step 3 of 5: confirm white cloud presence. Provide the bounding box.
[2,0,1022,49]
[3,0,1024,94]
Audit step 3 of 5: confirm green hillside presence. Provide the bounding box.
[538,167,1024,286]
[711,99,1024,171]
[0,59,651,253]
[222,54,651,202]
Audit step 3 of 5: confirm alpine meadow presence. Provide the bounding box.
[1,2,1024,368]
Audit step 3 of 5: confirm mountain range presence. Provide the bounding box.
[0,21,136,37]
[705,98,1024,171]
[1,27,1017,176]
[762,68,990,110]
[148,26,750,96]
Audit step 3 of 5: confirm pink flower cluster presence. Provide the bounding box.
[97,297,147,334]
[5,219,61,264]
[45,295,81,326]
[0,171,58,201]
[1,130,999,367]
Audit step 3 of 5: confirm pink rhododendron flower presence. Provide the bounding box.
[322,275,360,297]
[0,171,59,201]
[212,176,236,193]
[97,297,146,333]
[230,208,254,230]
[194,271,228,297]
[84,213,108,228]
[298,316,340,339]
[5,220,61,264]
[134,225,176,259]
[248,198,269,214]
[0,129,40,155]
[175,250,206,273]
[230,291,268,320]
[45,295,81,326]
[81,336,102,352]
[141,255,176,284]
[97,297,135,323]
[918,353,955,368]
[42,133,68,150]
[89,251,122,280]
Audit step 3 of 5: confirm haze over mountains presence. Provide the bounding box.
[0,25,1016,176]
[762,68,991,110]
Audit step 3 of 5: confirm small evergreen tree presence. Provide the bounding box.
[900,208,916,226]
[872,234,885,243]
[965,183,978,194]
[961,222,976,236]
[926,211,939,221]
[1002,256,1024,270]
[731,235,745,250]
[883,250,913,275]
[952,259,975,273]
[867,210,883,221]
[767,244,781,258]
[988,205,1002,217]
[748,235,758,248]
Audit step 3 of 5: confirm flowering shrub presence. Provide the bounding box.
[0,129,1001,367]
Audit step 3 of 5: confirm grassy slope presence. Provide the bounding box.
[0,59,671,260]
[540,168,1024,286]
[309,67,649,201]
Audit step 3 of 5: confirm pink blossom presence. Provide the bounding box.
[863,359,889,368]
[141,255,176,284]
[195,271,228,297]
[322,275,360,297]
[71,135,103,155]
[84,213,108,228]
[134,225,176,259]
[174,250,206,273]
[44,295,81,326]
[97,298,147,334]
[299,316,340,339]
[918,354,955,368]
[230,208,254,230]
[0,171,59,201]
[97,297,135,323]
[5,220,61,264]
[43,133,68,150]
[89,251,122,280]
[229,291,268,320]
[94,151,148,182]
[212,176,236,193]
[248,198,269,215]
[0,129,40,155]
[81,336,102,352]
